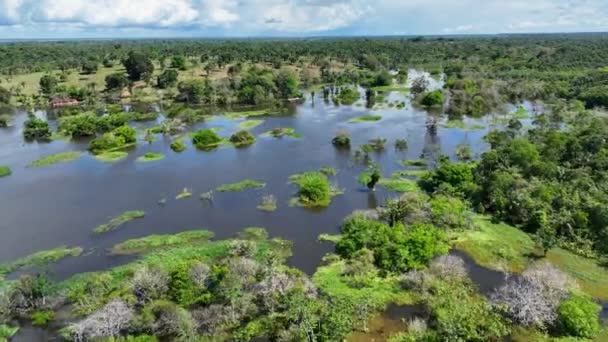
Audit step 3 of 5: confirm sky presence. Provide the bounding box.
[0,0,607,39]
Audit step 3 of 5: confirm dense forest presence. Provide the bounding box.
[1,34,608,341]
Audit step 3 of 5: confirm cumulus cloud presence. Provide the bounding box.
[0,0,607,37]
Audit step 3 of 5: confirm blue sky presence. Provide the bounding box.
[1,0,607,39]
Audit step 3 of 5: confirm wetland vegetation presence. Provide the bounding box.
[1,35,608,341]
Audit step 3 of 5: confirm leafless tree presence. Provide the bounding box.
[189,262,210,289]
[522,261,577,299]
[69,300,133,341]
[229,239,258,258]
[429,255,468,280]
[192,304,238,335]
[130,266,169,305]
[411,76,430,95]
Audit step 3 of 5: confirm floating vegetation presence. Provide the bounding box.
[111,230,215,255]
[0,166,11,177]
[392,170,428,178]
[257,194,278,212]
[238,119,264,130]
[400,159,428,167]
[95,151,128,163]
[378,177,419,193]
[513,105,530,119]
[263,127,302,138]
[229,130,256,147]
[319,166,338,176]
[200,190,214,202]
[192,129,224,150]
[318,234,342,243]
[367,138,387,151]
[335,87,361,105]
[93,210,145,234]
[332,131,351,148]
[443,120,485,130]
[371,85,410,92]
[289,171,342,207]
[395,139,408,150]
[456,143,473,161]
[224,109,286,120]
[217,179,266,192]
[0,246,83,278]
[170,139,186,152]
[176,188,193,200]
[136,152,165,162]
[348,115,382,123]
[28,151,82,167]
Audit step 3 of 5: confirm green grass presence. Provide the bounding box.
[371,85,410,92]
[95,151,128,162]
[93,210,145,234]
[0,246,83,279]
[399,159,428,167]
[28,151,81,167]
[0,324,19,340]
[238,119,264,130]
[319,167,338,176]
[136,152,165,162]
[348,115,382,123]
[392,170,428,178]
[217,179,266,192]
[312,260,415,307]
[224,109,285,120]
[451,215,537,273]
[442,120,486,130]
[378,177,419,193]
[111,230,215,255]
[262,127,301,138]
[0,166,11,177]
[318,234,342,243]
[513,106,530,119]
[546,248,608,300]
[176,188,193,200]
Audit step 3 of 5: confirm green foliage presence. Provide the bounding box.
[123,51,154,81]
[58,113,98,137]
[358,163,381,190]
[336,87,360,105]
[111,231,215,255]
[332,132,351,148]
[157,69,179,89]
[89,133,125,155]
[0,324,19,340]
[168,262,207,307]
[290,171,334,207]
[177,79,213,104]
[95,151,128,162]
[0,166,11,177]
[348,115,382,123]
[421,89,445,106]
[23,116,52,140]
[81,61,98,75]
[0,246,83,278]
[395,139,408,150]
[336,216,449,273]
[378,177,418,193]
[229,130,256,147]
[170,139,186,153]
[93,210,145,234]
[420,161,477,196]
[217,179,265,192]
[170,56,188,70]
[191,129,222,149]
[31,310,55,326]
[557,294,601,338]
[105,72,129,90]
[137,152,164,162]
[28,151,81,167]
[39,74,58,95]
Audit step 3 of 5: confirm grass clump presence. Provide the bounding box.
[0,246,83,278]
[348,115,382,123]
[170,139,186,152]
[378,177,419,193]
[217,179,266,192]
[319,167,338,176]
[332,131,351,148]
[31,310,55,326]
[111,230,215,255]
[176,188,193,200]
[137,152,165,162]
[264,127,301,138]
[0,166,11,177]
[395,139,408,150]
[443,120,485,130]
[392,170,428,178]
[95,151,128,163]
[192,129,223,150]
[28,151,81,168]
[335,87,361,105]
[400,159,427,167]
[93,210,145,234]
[290,171,340,207]
[229,130,256,147]
[238,119,264,130]
[546,248,608,299]
[257,195,278,212]
[513,105,530,119]
[0,325,19,340]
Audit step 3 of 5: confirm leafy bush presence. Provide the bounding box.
[192,129,222,149]
[113,125,137,144]
[170,140,186,152]
[332,132,351,148]
[557,294,601,338]
[291,171,333,207]
[421,90,445,107]
[229,130,256,147]
[158,69,178,89]
[336,87,360,105]
[58,113,98,137]
[97,113,130,132]
[23,116,52,140]
[89,133,126,154]
[31,310,55,326]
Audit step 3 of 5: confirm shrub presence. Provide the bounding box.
[113,125,137,144]
[69,301,134,341]
[332,132,351,148]
[142,300,195,340]
[31,310,55,326]
[157,69,179,89]
[192,129,222,149]
[421,90,445,107]
[557,294,601,338]
[130,266,169,305]
[229,130,256,147]
[170,140,186,152]
[105,73,129,90]
[97,113,130,132]
[336,87,360,105]
[23,116,52,140]
[89,133,126,155]
[395,139,408,150]
[58,113,99,137]
[291,171,332,207]
[0,166,11,177]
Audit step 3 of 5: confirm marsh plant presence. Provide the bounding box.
[200,190,214,202]
[395,139,408,151]
[257,194,277,212]
[332,130,351,148]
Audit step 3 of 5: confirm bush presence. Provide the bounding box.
[192,129,222,149]
[113,125,137,144]
[291,171,332,207]
[23,116,52,140]
[58,113,98,137]
[89,133,126,154]
[97,113,130,132]
[170,140,186,152]
[332,132,351,148]
[158,69,179,89]
[0,166,11,177]
[421,90,445,107]
[105,73,129,90]
[558,294,601,338]
[31,310,55,326]
[229,130,256,147]
[142,301,195,340]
